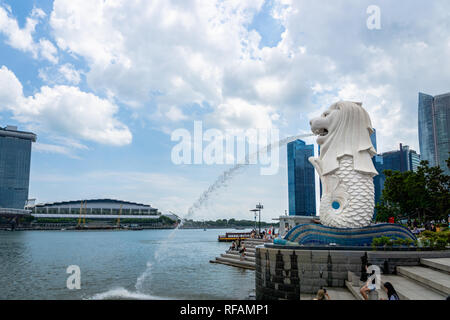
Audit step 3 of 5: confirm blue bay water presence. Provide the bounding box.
[0,228,255,300]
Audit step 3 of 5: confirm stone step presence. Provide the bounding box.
[221,253,255,262]
[242,240,270,246]
[345,280,363,300]
[300,288,357,300]
[243,247,256,252]
[229,247,256,253]
[345,280,388,300]
[240,243,261,248]
[397,266,450,295]
[420,258,450,274]
[211,256,255,270]
[381,274,446,300]
[226,250,256,257]
[326,287,357,300]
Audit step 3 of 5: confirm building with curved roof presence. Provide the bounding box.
[30,198,160,219]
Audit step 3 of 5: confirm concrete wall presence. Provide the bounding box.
[255,245,450,300]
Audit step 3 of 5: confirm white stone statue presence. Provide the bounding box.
[309,101,378,228]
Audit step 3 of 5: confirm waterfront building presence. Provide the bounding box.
[0,125,36,209]
[418,92,450,174]
[30,199,160,219]
[287,139,316,216]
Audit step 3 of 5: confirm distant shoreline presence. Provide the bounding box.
[0,225,266,232]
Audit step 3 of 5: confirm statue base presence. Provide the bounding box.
[273,223,416,247]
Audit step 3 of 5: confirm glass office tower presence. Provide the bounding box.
[0,126,36,209]
[287,139,316,216]
[373,143,420,208]
[409,150,421,172]
[418,92,450,175]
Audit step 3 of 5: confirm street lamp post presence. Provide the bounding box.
[256,203,263,235]
[250,209,258,232]
[250,203,264,236]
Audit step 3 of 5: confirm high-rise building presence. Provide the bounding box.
[418,92,450,174]
[409,149,421,172]
[373,154,385,209]
[370,129,382,220]
[370,128,377,153]
[0,125,36,209]
[287,139,316,216]
[373,143,420,208]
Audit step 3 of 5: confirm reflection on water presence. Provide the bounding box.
[0,229,254,300]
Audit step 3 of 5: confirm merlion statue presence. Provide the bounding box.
[309,101,378,228]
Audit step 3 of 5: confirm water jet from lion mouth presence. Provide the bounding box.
[185,133,315,219]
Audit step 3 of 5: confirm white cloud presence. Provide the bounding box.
[58,63,81,84]
[165,106,187,122]
[1,0,447,155]
[33,142,80,159]
[0,5,58,63]
[0,65,23,109]
[207,98,278,131]
[49,0,266,107]
[39,63,82,85]
[0,65,132,147]
[38,39,58,64]
[272,0,450,152]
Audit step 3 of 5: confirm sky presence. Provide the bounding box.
[0,0,449,222]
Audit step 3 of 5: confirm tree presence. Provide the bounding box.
[375,158,450,224]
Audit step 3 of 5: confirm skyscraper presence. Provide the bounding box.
[373,143,420,208]
[370,128,377,153]
[0,126,36,209]
[418,92,450,174]
[409,149,421,172]
[287,139,316,216]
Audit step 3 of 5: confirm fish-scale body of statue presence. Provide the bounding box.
[309,101,378,229]
[317,155,375,228]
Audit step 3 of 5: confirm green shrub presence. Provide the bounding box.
[372,236,416,249]
[403,238,414,246]
[419,230,450,250]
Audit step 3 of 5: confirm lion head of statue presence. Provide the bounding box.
[309,101,378,176]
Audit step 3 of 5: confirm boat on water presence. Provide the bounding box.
[218,231,252,242]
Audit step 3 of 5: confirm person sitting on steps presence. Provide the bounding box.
[313,288,330,300]
[239,244,246,261]
[381,282,400,300]
[360,263,376,300]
